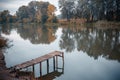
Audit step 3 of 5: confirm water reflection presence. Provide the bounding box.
[16,69,64,80]
[38,70,63,80]
[0,24,12,35]
[0,23,120,80]
[17,24,57,44]
[60,25,120,62]
[1,23,58,44]
[0,24,120,62]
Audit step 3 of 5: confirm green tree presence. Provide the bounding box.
[0,10,10,23]
[16,6,29,22]
[59,0,120,21]
[116,0,120,21]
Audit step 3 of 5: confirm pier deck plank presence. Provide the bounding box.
[14,51,63,70]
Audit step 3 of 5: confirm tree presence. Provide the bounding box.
[47,4,56,22]
[16,1,56,23]
[41,15,48,23]
[59,0,75,20]
[0,10,10,23]
[16,6,29,21]
[59,0,120,21]
[35,10,42,23]
[116,0,120,21]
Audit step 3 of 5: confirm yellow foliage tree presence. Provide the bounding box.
[47,4,56,22]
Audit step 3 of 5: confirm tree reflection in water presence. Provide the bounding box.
[0,23,120,80]
[0,23,120,62]
[1,23,58,44]
[17,24,58,44]
[59,25,120,62]
[60,28,75,52]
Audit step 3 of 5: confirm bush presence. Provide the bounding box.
[0,38,7,48]
[52,16,58,23]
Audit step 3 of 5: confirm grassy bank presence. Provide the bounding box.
[94,20,120,28]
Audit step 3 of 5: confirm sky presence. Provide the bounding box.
[0,0,60,15]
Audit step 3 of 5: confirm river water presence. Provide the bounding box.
[1,23,120,80]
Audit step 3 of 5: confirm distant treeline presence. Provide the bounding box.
[59,0,120,21]
[1,0,120,24]
[0,1,57,24]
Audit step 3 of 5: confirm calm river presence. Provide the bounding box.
[1,23,120,80]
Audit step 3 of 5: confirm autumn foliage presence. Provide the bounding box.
[0,1,57,23]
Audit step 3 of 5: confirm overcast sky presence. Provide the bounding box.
[0,0,60,15]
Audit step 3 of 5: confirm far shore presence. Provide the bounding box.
[1,19,120,28]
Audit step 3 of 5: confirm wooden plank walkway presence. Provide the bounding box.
[14,51,64,70]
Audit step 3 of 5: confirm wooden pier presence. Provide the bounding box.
[13,51,64,78]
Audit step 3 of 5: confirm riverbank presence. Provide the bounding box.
[94,20,120,29]
[0,37,12,80]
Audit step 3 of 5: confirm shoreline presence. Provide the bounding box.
[0,37,12,80]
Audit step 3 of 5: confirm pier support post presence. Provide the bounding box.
[62,52,64,73]
[40,62,42,76]
[53,56,55,71]
[32,65,35,78]
[47,59,49,74]
[32,65,35,73]
[56,56,58,69]
[62,52,64,64]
